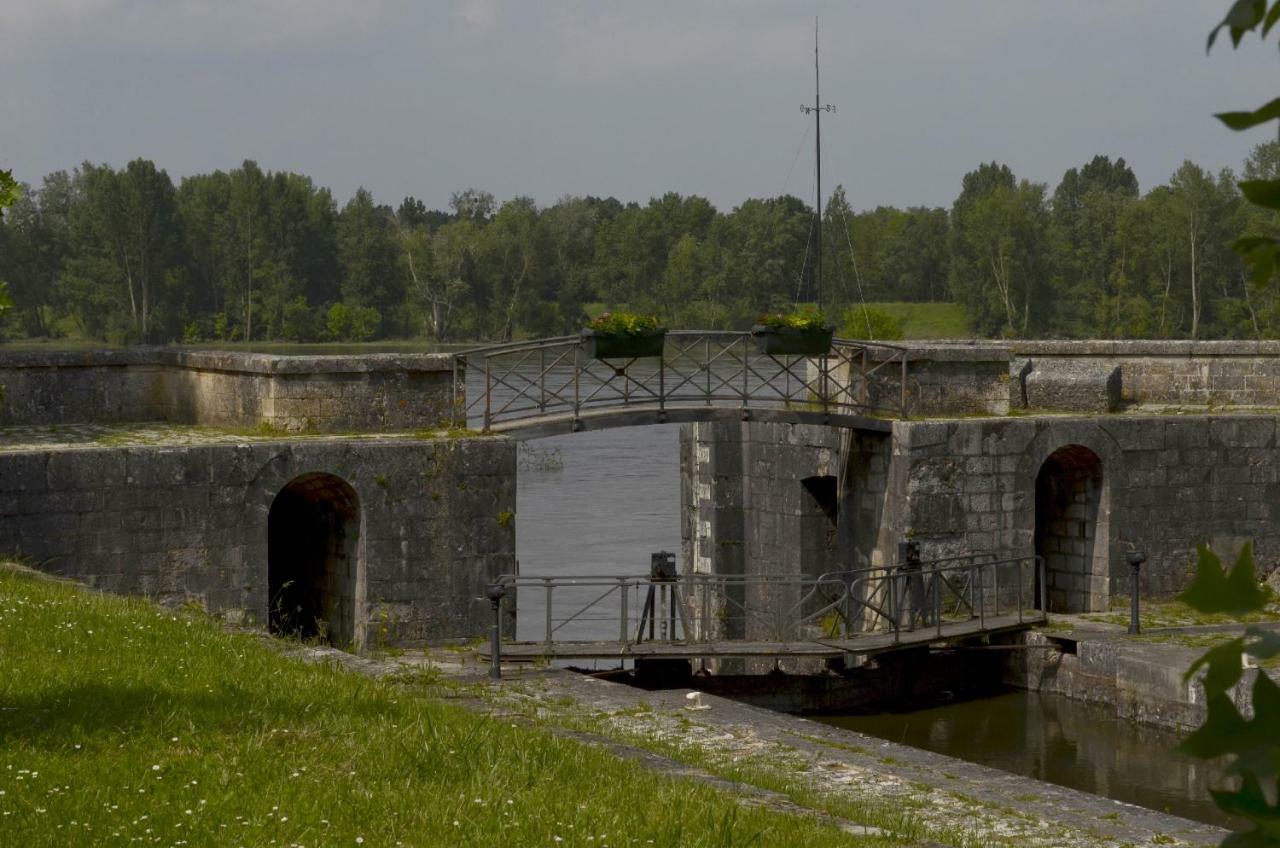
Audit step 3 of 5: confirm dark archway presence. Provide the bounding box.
[268,473,364,649]
[1034,445,1109,613]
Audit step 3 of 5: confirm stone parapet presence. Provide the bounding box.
[0,347,457,432]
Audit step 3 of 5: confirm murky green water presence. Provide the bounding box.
[815,690,1235,828]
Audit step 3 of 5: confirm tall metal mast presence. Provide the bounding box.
[800,17,834,310]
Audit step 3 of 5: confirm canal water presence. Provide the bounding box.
[814,690,1235,829]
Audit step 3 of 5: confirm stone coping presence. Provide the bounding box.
[0,347,454,374]
[0,422,495,453]
[857,339,1280,363]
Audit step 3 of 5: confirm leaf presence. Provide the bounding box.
[1241,179,1280,210]
[1266,1,1280,36]
[1209,0,1267,51]
[1180,691,1249,758]
[1179,543,1267,616]
[1212,774,1280,823]
[1186,636,1247,695]
[1217,97,1280,130]
[1233,235,1280,285]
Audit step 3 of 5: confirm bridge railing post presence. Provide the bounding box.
[572,344,581,429]
[658,348,666,422]
[538,349,546,413]
[619,578,629,644]
[740,335,749,416]
[544,580,554,654]
[899,352,909,419]
[1016,557,1024,624]
[483,357,492,432]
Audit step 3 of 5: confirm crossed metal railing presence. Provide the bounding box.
[452,331,911,433]
[490,555,1046,656]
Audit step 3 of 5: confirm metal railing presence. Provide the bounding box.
[490,555,1046,656]
[452,331,911,432]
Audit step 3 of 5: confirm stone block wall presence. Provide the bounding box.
[681,421,892,583]
[685,413,1280,611]
[0,435,515,646]
[0,349,458,432]
[893,414,1280,604]
[1011,340,1280,408]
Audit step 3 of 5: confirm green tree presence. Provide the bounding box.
[63,160,183,342]
[336,188,403,337]
[1049,157,1140,337]
[949,164,1050,336]
[0,168,20,322]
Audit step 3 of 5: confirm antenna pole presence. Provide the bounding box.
[800,17,835,311]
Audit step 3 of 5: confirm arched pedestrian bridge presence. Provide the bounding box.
[452,331,911,439]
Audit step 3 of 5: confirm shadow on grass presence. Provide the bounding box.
[0,680,407,748]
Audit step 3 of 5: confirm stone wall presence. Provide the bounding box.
[857,340,1280,417]
[892,415,1280,604]
[684,413,1280,610]
[1013,340,1280,408]
[680,422,893,583]
[0,348,458,432]
[0,434,515,647]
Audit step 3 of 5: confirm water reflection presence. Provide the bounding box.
[817,691,1237,829]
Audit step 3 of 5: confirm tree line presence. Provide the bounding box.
[1,145,1278,344]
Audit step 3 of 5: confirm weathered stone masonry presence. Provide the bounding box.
[0,348,458,432]
[0,348,510,648]
[684,414,1280,613]
[688,339,1280,615]
[0,436,515,648]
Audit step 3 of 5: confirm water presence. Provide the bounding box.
[815,690,1236,829]
[515,426,682,643]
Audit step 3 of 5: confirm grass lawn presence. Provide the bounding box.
[0,566,883,847]
[859,303,972,340]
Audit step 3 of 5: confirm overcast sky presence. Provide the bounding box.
[2,1,1277,213]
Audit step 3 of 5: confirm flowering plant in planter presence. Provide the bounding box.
[751,308,835,355]
[581,311,667,359]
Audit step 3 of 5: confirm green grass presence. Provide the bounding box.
[1082,597,1280,629]
[0,566,876,847]
[858,303,972,339]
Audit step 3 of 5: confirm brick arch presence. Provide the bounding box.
[1034,445,1109,613]
[266,471,367,651]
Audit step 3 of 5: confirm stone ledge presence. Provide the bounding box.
[0,347,453,374]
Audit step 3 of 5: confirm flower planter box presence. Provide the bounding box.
[580,328,667,360]
[750,325,834,356]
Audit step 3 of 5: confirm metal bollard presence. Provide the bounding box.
[486,582,507,679]
[1127,551,1146,635]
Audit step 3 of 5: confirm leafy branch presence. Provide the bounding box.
[1209,1,1280,285]
[1179,544,1280,845]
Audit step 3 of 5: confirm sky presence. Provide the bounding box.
[2,1,1278,214]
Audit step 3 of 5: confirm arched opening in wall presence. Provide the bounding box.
[268,473,363,649]
[1034,445,1108,613]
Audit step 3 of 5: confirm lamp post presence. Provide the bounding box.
[486,582,507,679]
[1127,551,1146,635]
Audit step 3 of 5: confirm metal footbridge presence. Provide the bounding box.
[484,554,1047,663]
[452,331,911,438]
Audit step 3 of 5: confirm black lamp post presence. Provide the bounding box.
[486,582,507,679]
[1127,551,1146,635]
